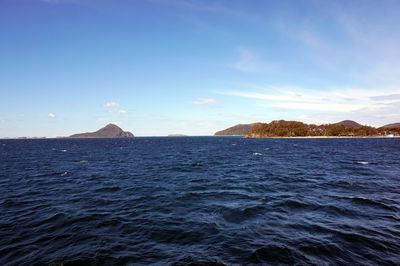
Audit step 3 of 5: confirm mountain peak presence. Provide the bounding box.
[70,124,134,138]
[104,123,119,128]
[102,123,123,131]
[334,120,363,128]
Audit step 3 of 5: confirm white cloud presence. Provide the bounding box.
[104,101,127,115]
[193,97,217,105]
[370,94,400,102]
[220,85,400,124]
[264,102,361,112]
[104,101,120,108]
[48,113,56,118]
[109,109,127,114]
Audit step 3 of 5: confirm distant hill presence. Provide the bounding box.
[248,120,382,138]
[333,120,363,128]
[215,121,368,136]
[218,119,400,138]
[70,124,134,138]
[380,123,400,129]
[214,123,260,136]
[168,134,187,137]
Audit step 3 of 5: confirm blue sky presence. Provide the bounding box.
[1,0,400,137]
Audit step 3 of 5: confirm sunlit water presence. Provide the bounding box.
[1,137,400,265]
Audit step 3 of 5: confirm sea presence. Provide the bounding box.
[0,137,399,265]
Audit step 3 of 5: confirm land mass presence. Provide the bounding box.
[333,120,363,128]
[214,123,261,136]
[380,123,400,129]
[168,134,188,137]
[70,124,134,138]
[215,120,400,138]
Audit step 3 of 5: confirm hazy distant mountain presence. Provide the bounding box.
[214,123,260,136]
[70,124,134,138]
[380,123,400,129]
[333,120,363,128]
[168,134,187,137]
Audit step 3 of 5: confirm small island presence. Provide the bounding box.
[168,134,188,137]
[215,120,400,138]
[70,124,134,138]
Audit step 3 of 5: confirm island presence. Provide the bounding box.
[215,120,400,138]
[70,124,134,138]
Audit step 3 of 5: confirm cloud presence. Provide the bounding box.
[370,94,400,102]
[104,101,127,114]
[299,100,400,127]
[220,85,400,124]
[263,102,361,112]
[109,109,127,114]
[193,97,217,105]
[48,113,56,118]
[104,101,120,108]
[224,89,363,112]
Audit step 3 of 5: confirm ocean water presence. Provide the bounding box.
[1,137,400,265]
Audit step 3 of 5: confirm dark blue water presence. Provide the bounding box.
[1,137,400,265]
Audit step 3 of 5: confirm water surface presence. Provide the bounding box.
[1,137,399,265]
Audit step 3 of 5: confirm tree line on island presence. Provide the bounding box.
[215,120,400,138]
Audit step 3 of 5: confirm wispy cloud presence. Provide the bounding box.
[220,85,400,124]
[298,100,400,127]
[104,101,127,114]
[48,113,56,118]
[370,94,400,102]
[263,102,361,112]
[193,97,217,105]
